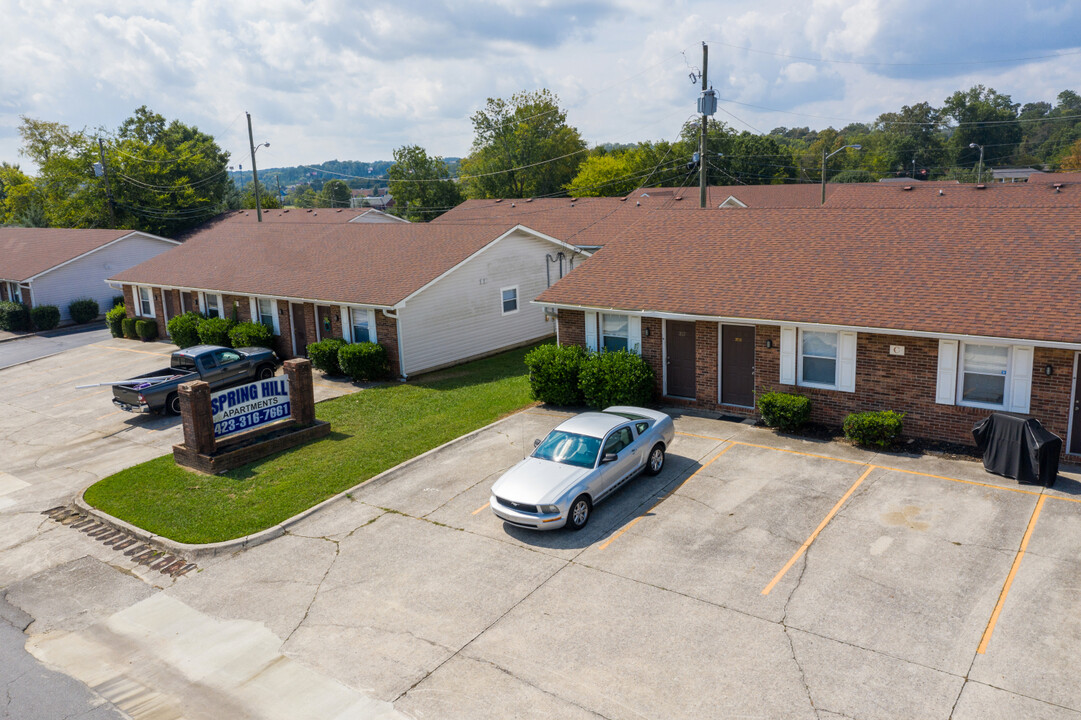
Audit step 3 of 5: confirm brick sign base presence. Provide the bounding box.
[172,358,331,474]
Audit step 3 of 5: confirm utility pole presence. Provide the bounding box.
[246,112,262,222]
[275,175,284,208]
[97,138,117,226]
[699,42,708,209]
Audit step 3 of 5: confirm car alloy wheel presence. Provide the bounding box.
[166,393,181,416]
[258,365,275,380]
[646,444,665,476]
[568,495,591,531]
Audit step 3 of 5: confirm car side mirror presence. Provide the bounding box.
[601,452,618,464]
[533,438,541,448]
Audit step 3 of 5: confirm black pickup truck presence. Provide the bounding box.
[112,345,281,415]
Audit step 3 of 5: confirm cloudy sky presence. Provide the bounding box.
[2,0,1079,172]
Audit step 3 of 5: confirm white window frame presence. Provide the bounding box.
[249,296,280,334]
[349,307,373,343]
[797,329,839,389]
[6,282,22,304]
[137,286,155,318]
[956,342,1011,410]
[500,285,519,316]
[601,313,630,353]
[200,292,223,319]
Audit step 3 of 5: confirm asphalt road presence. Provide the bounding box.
[0,326,112,370]
[1,594,124,720]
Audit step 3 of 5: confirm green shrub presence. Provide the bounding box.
[121,317,138,339]
[229,321,275,349]
[339,342,389,381]
[759,392,811,431]
[106,304,126,337]
[30,305,60,331]
[307,338,348,375]
[135,319,158,341]
[112,295,125,308]
[843,410,905,448]
[524,343,586,406]
[578,349,654,409]
[197,316,235,347]
[68,298,100,325]
[0,301,29,332]
[167,311,202,348]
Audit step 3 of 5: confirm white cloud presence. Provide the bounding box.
[1,0,1078,172]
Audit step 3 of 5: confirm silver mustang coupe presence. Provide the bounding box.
[490,406,675,531]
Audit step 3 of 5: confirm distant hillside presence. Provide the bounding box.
[230,157,462,191]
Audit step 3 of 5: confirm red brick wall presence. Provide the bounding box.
[122,284,135,314]
[642,317,663,399]
[0,284,8,302]
[149,288,166,338]
[275,300,293,358]
[376,311,401,377]
[223,294,252,324]
[558,311,1076,458]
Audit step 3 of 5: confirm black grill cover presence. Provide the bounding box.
[972,413,1061,487]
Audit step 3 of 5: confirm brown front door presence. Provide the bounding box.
[291,303,307,357]
[666,321,696,398]
[721,325,755,407]
[317,306,334,339]
[1072,359,1081,455]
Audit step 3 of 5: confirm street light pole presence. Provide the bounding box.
[821,144,862,205]
[969,142,985,183]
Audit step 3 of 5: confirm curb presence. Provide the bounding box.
[0,322,108,345]
[77,406,545,559]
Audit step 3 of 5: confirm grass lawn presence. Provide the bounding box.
[84,342,543,544]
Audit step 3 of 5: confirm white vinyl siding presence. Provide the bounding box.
[396,229,562,376]
[27,233,174,323]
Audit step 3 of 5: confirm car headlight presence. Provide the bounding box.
[539,504,560,515]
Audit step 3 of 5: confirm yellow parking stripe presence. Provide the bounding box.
[599,443,735,550]
[762,465,876,595]
[977,494,1047,654]
[471,501,489,515]
[676,431,728,441]
[95,345,172,356]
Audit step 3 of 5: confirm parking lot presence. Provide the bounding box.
[4,345,1081,719]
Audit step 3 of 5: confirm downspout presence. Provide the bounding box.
[382,308,407,380]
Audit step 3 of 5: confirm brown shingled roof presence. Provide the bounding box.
[824,181,1078,208]
[110,221,535,307]
[1028,172,1081,185]
[0,228,153,282]
[535,207,1081,345]
[172,207,380,240]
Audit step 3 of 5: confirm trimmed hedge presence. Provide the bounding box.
[229,321,275,349]
[0,301,29,332]
[30,305,60,331]
[121,317,138,339]
[106,304,126,337]
[307,338,348,375]
[112,295,125,308]
[843,410,905,448]
[135,319,158,341]
[197,316,235,347]
[167,312,202,348]
[759,391,811,431]
[578,349,654,409]
[68,298,100,325]
[339,342,389,382]
[524,343,586,406]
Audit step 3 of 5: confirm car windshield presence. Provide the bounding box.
[532,430,602,469]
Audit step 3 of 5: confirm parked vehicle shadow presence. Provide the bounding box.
[499,452,705,552]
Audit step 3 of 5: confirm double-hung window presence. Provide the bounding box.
[203,293,222,319]
[257,298,276,330]
[601,314,628,352]
[500,286,519,315]
[351,308,371,343]
[138,286,154,317]
[959,343,1009,408]
[799,330,838,388]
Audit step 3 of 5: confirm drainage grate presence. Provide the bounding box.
[40,506,197,578]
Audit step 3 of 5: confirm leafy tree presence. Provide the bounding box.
[461,89,587,198]
[386,145,462,221]
[942,85,1021,167]
[287,183,318,208]
[0,163,42,226]
[831,169,876,183]
[718,132,795,184]
[1060,138,1081,170]
[872,102,947,176]
[240,180,282,209]
[565,141,682,197]
[318,179,352,207]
